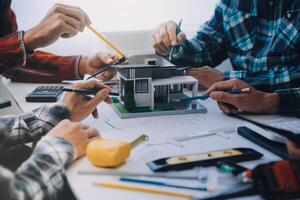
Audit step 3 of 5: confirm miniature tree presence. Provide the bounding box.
[124,92,136,111]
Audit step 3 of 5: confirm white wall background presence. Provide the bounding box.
[12,0,218,56]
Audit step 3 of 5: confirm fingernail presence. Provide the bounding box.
[103,89,110,95]
[210,92,216,99]
[107,58,113,63]
[172,41,177,46]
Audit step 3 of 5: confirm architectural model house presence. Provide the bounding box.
[111,53,207,118]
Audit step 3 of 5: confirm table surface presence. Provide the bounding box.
[1,77,281,200]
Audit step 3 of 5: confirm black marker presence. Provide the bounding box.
[63,88,119,96]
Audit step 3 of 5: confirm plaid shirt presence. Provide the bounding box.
[0,104,75,200]
[0,0,81,83]
[169,0,300,116]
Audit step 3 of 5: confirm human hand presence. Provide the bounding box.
[63,79,112,122]
[205,79,279,114]
[285,139,300,159]
[186,66,224,89]
[79,52,119,80]
[152,20,186,55]
[24,3,91,51]
[47,119,99,159]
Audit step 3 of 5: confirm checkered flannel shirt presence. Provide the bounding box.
[168,0,300,116]
[0,104,75,200]
[0,0,81,83]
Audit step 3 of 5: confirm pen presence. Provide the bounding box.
[120,177,212,191]
[87,56,126,80]
[169,19,182,61]
[178,88,250,102]
[94,182,193,198]
[78,171,200,180]
[63,88,119,96]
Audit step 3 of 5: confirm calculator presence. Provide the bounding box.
[26,86,64,102]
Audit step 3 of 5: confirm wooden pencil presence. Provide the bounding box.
[87,25,125,57]
[94,182,192,198]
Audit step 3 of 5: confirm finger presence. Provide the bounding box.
[153,31,169,55]
[186,70,203,77]
[54,5,86,32]
[61,23,78,38]
[96,69,117,81]
[151,35,160,52]
[94,81,112,90]
[205,81,234,95]
[104,96,112,104]
[166,22,178,46]
[80,123,90,130]
[217,102,236,114]
[285,139,300,158]
[159,25,172,48]
[152,35,167,56]
[86,88,110,108]
[89,52,114,67]
[92,109,99,119]
[74,79,111,90]
[85,127,99,138]
[61,15,81,32]
[88,136,100,143]
[177,32,186,44]
[60,4,92,25]
[210,91,239,106]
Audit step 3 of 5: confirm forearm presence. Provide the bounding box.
[226,66,300,92]
[162,2,227,67]
[0,136,74,200]
[275,88,300,117]
[0,104,70,152]
[0,31,26,73]
[3,51,81,83]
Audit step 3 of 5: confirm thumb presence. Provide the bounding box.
[177,32,186,44]
[89,53,113,67]
[210,91,234,105]
[86,89,110,108]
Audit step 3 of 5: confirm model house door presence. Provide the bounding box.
[154,85,168,103]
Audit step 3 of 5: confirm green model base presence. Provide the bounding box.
[111,97,207,119]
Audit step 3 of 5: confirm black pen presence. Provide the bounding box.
[63,88,119,96]
[173,88,250,102]
[87,57,127,80]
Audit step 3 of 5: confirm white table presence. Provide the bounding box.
[1,77,281,200]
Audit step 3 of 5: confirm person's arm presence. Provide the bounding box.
[2,50,119,83]
[0,118,100,200]
[222,66,300,87]
[205,78,280,114]
[0,104,70,152]
[275,88,300,117]
[0,31,26,74]
[153,1,228,67]
[3,50,81,83]
[0,136,74,200]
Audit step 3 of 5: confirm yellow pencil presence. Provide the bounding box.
[94,182,193,198]
[87,25,126,57]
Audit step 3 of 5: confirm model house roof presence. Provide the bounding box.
[113,64,161,69]
[152,76,198,86]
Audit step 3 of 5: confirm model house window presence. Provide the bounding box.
[135,79,148,93]
[170,84,183,93]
